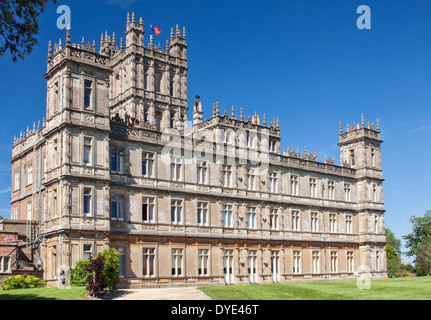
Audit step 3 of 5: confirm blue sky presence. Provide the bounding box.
[1,0,430,263]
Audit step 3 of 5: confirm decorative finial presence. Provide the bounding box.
[240,108,244,121]
[231,105,235,119]
[339,121,342,134]
[127,12,130,24]
[276,117,279,130]
[361,114,364,128]
[120,37,123,50]
[263,114,266,126]
[166,40,169,53]
[183,26,186,39]
[170,27,174,41]
[112,32,116,46]
[213,103,216,117]
[216,102,219,115]
[376,118,380,132]
[176,24,180,37]
[82,36,85,47]
[66,24,71,45]
[48,41,52,58]
[132,12,135,23]
[139,17,143,25]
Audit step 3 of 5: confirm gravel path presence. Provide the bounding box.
[100,287,212,300]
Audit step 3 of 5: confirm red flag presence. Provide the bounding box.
[153,27,161,35]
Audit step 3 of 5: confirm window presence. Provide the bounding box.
[144,69,148,90]
[246,168,255,191]
[248,250,258,283]
[344,183,351,201]
[27,202,32,221]
[83,188,92,216]
[347,252,354,273]
[246,134,255,148]
[331,251,338,273]
[373,184,377,202]
[311,212,318,232]
[329,214,337,233]
[374,215,379,233]
[115,248,125,277]
[371,148,375,167]
[142,197,155,222]
[84,80,92,109]
[376,251,380,272]
[346,214,353,234]
[290,175,298,196]
[268,172,277,193]
[171,200,182,224]
[142,152,154,177]
[83,245,92,260]
[0,256,11,273]
[170,112,176,128]
[247,207,256,229]
[197,202,208,226]
[170,157,182,181]
[170,75,174,96]
[143,107,149,123]
[14,172,20,191]
[222,165,232,188]
[292,210,300,231]
[27,166,33,185]
[293,251,301,274]
[270,209,279,230]
[110,148,124,174]
[171,249,183,276]
[110,195,125,221]
[312,251,320,274]
[198,249,209,276]
[223,250,234,283]
[328,181,335,200]
[221,130,230,144]
[222,204,232,227]
[143,248,155,276]
[309,178,317,198]
[196,160,207,184]
[269,140,276,152]
[84,138,92,164]
[349,150,355,167]
[13,207,19,220]
[53,82,59,112]
[53,188,58,217]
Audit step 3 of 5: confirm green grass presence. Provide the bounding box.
[199,277,431,300]
[0,286,89,300]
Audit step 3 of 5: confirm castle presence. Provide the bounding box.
[7,12,386,287]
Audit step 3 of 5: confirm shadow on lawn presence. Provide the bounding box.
[0,292,59,300]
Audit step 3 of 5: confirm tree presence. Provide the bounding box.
[386,228,402,256]
[102,249,120,290]
[85,253,105,297]
[0,0,58,62]
[415,243,431,276]
[403,210,431,258]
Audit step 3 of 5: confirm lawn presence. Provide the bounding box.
[198,277,431,300]
[0,286,89,300]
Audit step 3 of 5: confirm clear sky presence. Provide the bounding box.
[1,0,430,263]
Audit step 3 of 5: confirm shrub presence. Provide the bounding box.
[2,275,46,290]
[85,253,105,297]
[102,249,120,290]
[70,259,91,287]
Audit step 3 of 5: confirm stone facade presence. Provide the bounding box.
[9,13,386,288]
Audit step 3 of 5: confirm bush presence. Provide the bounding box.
[102,249,120,290]
[85,253,105,297]
[2,275,46,290]
[70,259,91,287]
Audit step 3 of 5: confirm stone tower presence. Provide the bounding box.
[110,14,188,133]
[338,115,384,273]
